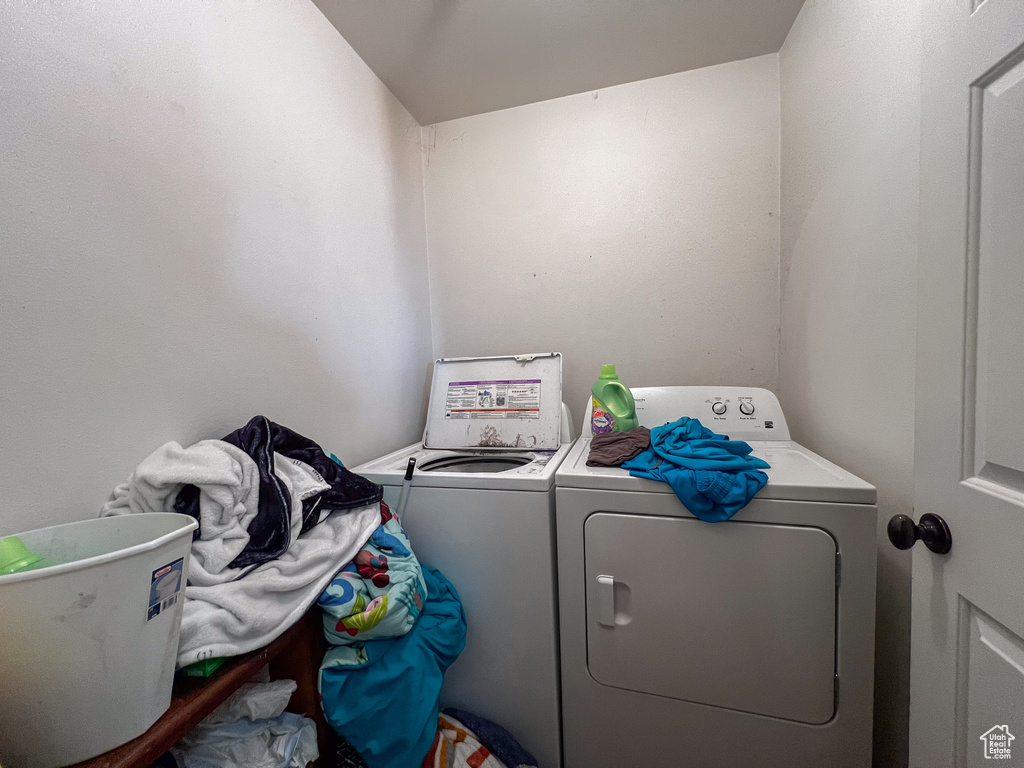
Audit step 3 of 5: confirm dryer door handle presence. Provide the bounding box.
[597,575,616,627]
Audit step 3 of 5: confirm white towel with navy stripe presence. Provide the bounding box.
[100,416,385,666]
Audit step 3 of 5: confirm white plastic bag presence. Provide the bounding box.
[171,680,318,768]
[204,680,297,724]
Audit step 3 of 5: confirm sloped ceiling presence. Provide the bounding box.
[314,0,805,125]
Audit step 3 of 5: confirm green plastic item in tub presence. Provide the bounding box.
[0,535,60,575]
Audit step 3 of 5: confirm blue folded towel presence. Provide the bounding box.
[621,417,769,522]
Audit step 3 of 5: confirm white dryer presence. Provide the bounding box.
[555,386,877,768]
[353,354,572,768]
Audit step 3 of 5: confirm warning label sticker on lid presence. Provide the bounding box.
[444,379,541,419]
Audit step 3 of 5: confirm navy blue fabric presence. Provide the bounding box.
[174,416,383,570]
[223,416,382,543]
[172,483,202,541]
[320,565,467,768]
[622,417,770,522]
[442,708,538,768]
[218,416,293,568]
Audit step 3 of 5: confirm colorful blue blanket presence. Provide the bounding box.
[320,565,467,768]
[318,502,427,652]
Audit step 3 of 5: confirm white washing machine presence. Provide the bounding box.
[353,354,572,768]
[556,386,877,768]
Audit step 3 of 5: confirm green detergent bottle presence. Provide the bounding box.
[591,364,638,434]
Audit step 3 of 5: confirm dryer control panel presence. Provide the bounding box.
[582,386,790,441]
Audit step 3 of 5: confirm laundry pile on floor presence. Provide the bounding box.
[315,502,538,768]
[587,418,770,522]
[315,502,464,767]
[100,415,384,666]
[333,708,540,768]
[422,710,539,768]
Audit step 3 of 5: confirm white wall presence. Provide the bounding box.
[1,6,919,757]
[779,1,920,766]
[421,55,781,424]
[0,0,433,535]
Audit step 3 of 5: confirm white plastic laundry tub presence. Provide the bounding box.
[0,513,198,767]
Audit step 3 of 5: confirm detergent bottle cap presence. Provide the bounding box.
[0,536,45,575]
[599,364,618,379]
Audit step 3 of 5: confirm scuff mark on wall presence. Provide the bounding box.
[420,124,438,167]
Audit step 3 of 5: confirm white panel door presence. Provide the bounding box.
[913,0,1024,765]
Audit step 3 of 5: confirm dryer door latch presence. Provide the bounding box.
[597,575,616,627]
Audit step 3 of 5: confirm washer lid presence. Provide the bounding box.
[425,354,563,451]
[556,438,877,505]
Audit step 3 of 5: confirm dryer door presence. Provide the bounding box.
[585,513,837,724]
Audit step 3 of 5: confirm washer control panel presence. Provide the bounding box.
[582,386,790,439]
[600,386,790,441]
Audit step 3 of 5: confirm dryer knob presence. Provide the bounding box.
[711,401,727,415]
[739,402,755,415]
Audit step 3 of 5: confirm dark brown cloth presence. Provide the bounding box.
[586,426,652,467]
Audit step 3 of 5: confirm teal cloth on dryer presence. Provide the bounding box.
[317,502,427,647]
[622,417,770,522]
[319,565,467,768]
